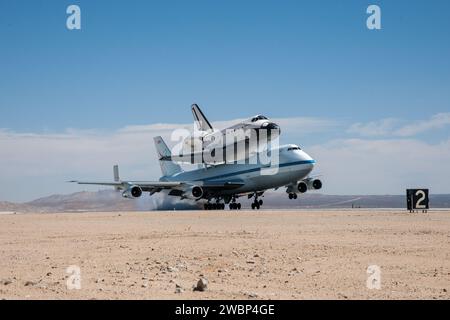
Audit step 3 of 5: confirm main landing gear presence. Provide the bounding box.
[204,202,225,210]
[204,197,241,210]
[229,196,241,210]
[288,193,298,200]
[251,194,264,210]
[229,202,241,210]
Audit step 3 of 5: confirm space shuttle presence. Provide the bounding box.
[164,104,281,165]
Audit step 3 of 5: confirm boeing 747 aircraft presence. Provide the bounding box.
[71,136,322,210]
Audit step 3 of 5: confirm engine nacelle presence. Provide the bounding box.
[122,185,143,198]
[307,179,322,190]
[297,181,307,193]
[184,185,204,200]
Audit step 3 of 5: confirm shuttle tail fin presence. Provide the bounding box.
[191,104,213,132]
[153,136,183,177]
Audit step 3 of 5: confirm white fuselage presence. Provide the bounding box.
[163,144,315,196]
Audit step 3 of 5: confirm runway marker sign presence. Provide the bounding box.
[406,189,429,213]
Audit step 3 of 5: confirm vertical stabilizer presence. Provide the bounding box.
[191,104,213,132]
[153,136,183,177]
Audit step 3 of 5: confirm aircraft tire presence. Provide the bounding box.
[289,193,293,199]
[237,203,241,210]
[251,203,255,210]
[259,199,263,206]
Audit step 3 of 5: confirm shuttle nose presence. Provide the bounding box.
[266,122,279,130]
[262,122,280,134]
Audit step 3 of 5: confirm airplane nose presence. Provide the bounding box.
[299,151,314,162]
[309,159,316,173]
[303,157,315,174]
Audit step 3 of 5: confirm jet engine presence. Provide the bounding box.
[122,185,143,198]
[297,181,308,193]
[184,185,204,200]
[307,179,322,190]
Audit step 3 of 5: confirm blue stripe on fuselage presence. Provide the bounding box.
[195,160,316,182]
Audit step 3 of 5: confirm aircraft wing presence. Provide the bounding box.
[69,181,124,187]
[69,180,182,192]
[69,179,243,193]
[70,162,244,198]
[198,180,245,189]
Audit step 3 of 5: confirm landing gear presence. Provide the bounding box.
[229,196,242,210]
[229,202,241,210]
[204,201,225,210]
[251,202,260,210]
[251,193,263,210]
[288,193,298,200]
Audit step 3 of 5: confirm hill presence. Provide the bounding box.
[1,191,450,212]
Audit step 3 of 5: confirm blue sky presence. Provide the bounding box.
[1,0,449,132]
[0,1,449,201]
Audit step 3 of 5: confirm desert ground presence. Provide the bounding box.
[0,209,449,300]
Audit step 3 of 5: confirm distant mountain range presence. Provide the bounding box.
[1,190,450,212]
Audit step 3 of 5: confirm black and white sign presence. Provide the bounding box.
[406,189,429,212]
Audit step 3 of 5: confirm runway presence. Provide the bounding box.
[0,209,449,299]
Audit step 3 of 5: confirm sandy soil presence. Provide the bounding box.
[0,209,449,300]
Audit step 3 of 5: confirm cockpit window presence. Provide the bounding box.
[251,115,268,122]
[287,146,301,151]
